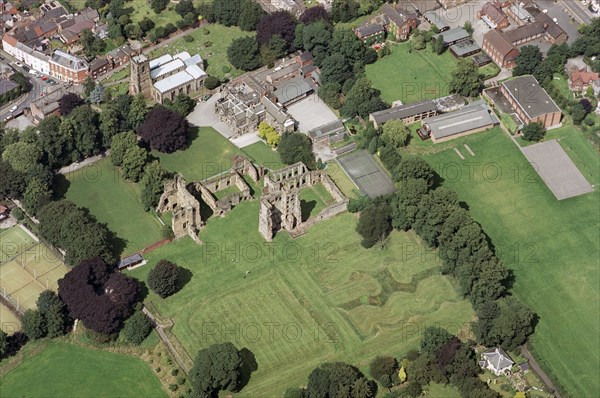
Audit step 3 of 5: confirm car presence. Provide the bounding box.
[22,65,30,72]
[9,105,18,113]
[4,115,13,122]
[29,70,37,75]
[15,62,22,67]
[41,75,48,81]
[201,94,212,102]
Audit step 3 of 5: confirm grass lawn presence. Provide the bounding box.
[421,129,600,397]
[155,127,244,181]
[479,63,501,80]
[0,341,166,398]
[58,158,163,256]
[326,160,361,199]
[366,42,457,104]
[241,141,286,170]
[424,382,462,397]
[299,184,334,221]
[127,195,474,396]
[128,0,184,28]
[148,24,252,80]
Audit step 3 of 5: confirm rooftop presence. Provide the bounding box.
[370,99,437,125]
[438,27,470,44]
[501,75,561,119]
[308,119,345,140]
[482,347,514,371]
[423,100,499,140]
[150,58,185,80]
[150,54,173,70]
[274,76,313,104]
[50,50,88,71]
[450,39,481,57]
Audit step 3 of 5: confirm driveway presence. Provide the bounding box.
[186,94,235,139]
[230,133,261,148]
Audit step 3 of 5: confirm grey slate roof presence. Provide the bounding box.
[439,27,470,45]
[308,119,345,140]
[356,23,385,38]
[370,99,438,125]
[501,75,561,119]
[423,100,499,140]
[450,39,481,57]
[482,347,514,372]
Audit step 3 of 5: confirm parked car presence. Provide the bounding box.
[15,62,22,67]
[22,65,30,72]
[9,105,18,113]
[201,94,212,102]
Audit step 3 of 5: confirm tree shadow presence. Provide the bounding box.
[237,347,258,390]
[176,267,193,292]
[137,280,149,301]
[105,228,127,264]
[300,199,317,222]
[52,174,70,199]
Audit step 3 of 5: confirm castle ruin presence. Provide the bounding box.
[156,174,203,244]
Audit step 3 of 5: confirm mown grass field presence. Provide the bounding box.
[366,43,457,104]
[421,129,599,397]
[148,24,252,79]
[241,141,286,170]
[60,159,163,256]
[0,342,166,398]
[156,127,244,181]
[128,198,474,396]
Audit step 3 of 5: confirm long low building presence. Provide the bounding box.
[421,100,499,143]
[369,94,464,128]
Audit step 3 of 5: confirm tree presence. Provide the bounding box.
[300,5,330,24]
[212,0,241,26]
[164,94,196,117]
[141,161,168,211]
[99,106,121,147]
[432,35,446,55]
[121,145,148,182]
[0,160,27,199]
[150,0,169,14]
[318,82,342,109]
[2,142,42,173]
[341,78,387,118]
[513,45,543,76]
[320,53,353,86]
[139,17,155,33]
[204,76,220,90]
[464,21,473,35]
[110,131,137,167]
[256,11,296,47]
[21,309,46,340]
[64,105,101,158]
[267,34,289,60]
[147,260,183,298]
[521,122,545,142]
[381,120,410,149]
[544,43,571,73]
[89,84,105,104]
[449,59,483,97]
[331,0,359,23]
[0,330,7,358]
[299,21,331,56]
[356,202,392,248]
[278,132,315,168]
[189,342,244,396]
[370,356,399,388]
[394,157,436,186]
[305,362,375,398]
[122,310,152,344]
[175,0,194,17]
[420,327,454,355]
[137,106,189,153]
[238,0,264,31]
[59,93,84,116]
[227,36,262,71]
[128,94,148,131]
[22,178,51,215]
[571,103,588,125]
[83,76,96,98]
[36,290,67,338]
[258,122,280,147]
[58,257,139,335]
[391,178,429,231]
[37,200,115,266]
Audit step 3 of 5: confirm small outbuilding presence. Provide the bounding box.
[117,253,144,270]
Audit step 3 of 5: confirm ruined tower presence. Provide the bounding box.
[129,54,151,96]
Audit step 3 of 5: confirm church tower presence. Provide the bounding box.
[129,54,151,96]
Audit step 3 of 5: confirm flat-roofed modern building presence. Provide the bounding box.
[421,100,499,143]
[500,75,562,129]
[368,94,464,128]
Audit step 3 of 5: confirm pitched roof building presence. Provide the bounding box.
[478,1,509,29]
[482,29,520,68]
[479,347,514,376]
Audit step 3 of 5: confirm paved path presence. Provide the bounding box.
[521,345,562,398]
[230,132,261,148]
[142,307,191,374]
[58,151,108,175]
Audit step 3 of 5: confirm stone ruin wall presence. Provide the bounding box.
[156,174,203,244]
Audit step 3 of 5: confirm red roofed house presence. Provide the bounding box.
[569,68,600,94]
[478,2,509,29]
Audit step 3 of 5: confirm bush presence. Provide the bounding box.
[204,76,220,90]
[155,367,161,373]
[171,368,179,376]
[203,28,210,35]
[221,65,231,74]
[169,384,178,391]
[203,41,213,48]
[12,208,24,221]
[177,376,186,385]
[147,260,182,298]
[347,196,371,213]
[183,35,194,43]
[122,311,152,345]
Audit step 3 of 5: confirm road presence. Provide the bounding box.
[0,49,55,122]
[560,0,594,23]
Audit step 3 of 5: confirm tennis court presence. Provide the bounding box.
[337,150,396,198]
[0,226,69,312]
[521,139,594,200]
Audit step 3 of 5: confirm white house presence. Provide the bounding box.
[2,34,50,74]
[479,347,514,376]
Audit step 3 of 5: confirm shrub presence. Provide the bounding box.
[203,41,213,48]
[183,35,194,43]
[177,376,186,385]
[155,367,161,373]
[169,384,178,391]
[12,208,24,221]
[203,28,210,35]
[171,368,179,376]
[222,65,231,74]
[147,260,182,298]
[122,311,152,345]
[204,76,220,90]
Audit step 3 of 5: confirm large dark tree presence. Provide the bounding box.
[36,290,68,338]
[140,160,168,211]
[369,356,399,388]
[227,36,262,71]
[21,309,46,340]
[58,93,85,116]
[340,78,387,118]
[356,202,392,248]
[449,59,483,97]
[238,0,264,31]
[37,200,115,266]
[58,257,139,335]
[147,260,183,298]
[305,362,376,398]
[37,115,73,169]
[277,132,315,169]
[212,0,242,26]
[513,45,543,76]
[393,157,436,187]
[300,5,330,24]
[331,0,359,23]
[521,122,545,142]
[189,342,244,396]
[137,106,189,153]
[391,178,429,231]
[0,160,27,199]
[256,11,297,47]
[420,327,454,356]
